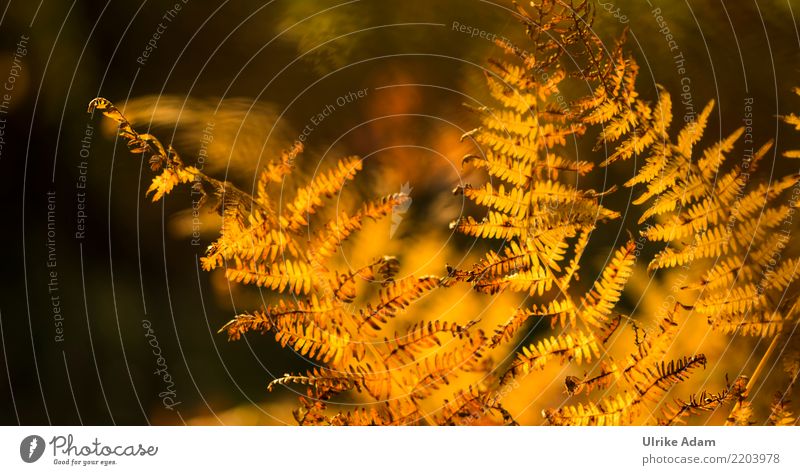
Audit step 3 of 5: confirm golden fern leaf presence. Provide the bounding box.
[382,320,472,364]
[359,276,441,331]
[764,258,800,292]
[641,172,747,242]
[456,183,530,219]
[292,393,330,426]
[403,332,487,398]
[273,319,360,366]
[676,100,715,157]
[551,355,706,426]
[467,128,540,161]
[201,227,297,271]
[625,143,673,188]
[712,313,784,338]
[89,97,170,171]
[637,175,705,223]
[329,255,399,303]
[727,400,755,426]
[483,74,538,115]
[268,367,361,393]
[219,310,273,341]
[461,243,543,283]
[696,127,744,180]
[461,151,530,186]
[625,313,680,375]
[328,404,422,426]
[481,109,538,137]
[456,238,568,295]
[437,386,517,425]
[281,156,362,232]
[146,166,199,201]
[251,143,302,219]
[436,386,489,425]
[490,300,576,346]
[571,359,623,395]
[501,266,556,296]
[597,103,641,149]
[575,312,680,395]
[734,174,800,220]
[225,259,313,294]
[312,194,408,260]
[219,295,345,341]
[648,226,732,272]
[558,227,591,291]
[518,183,621,228]
[500,330,600,384]
[545,392,638,426]
[695,284,768,317]
[579,241,636,327]
[449,211,528,240]
[260,141,302,185]
[687,256,755,292]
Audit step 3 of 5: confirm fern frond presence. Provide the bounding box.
[328,403,421,426]
[359,276,441,331]
[382,320,472,364]
[501,266,556,296]
[659,382,739,426]
[545,392,638,426]
[500,330,600,384]
[201,227,298,271]
[449,212,527,240]
[456,183,530,219]
[687,256,755,292]
[273,319,360,366]
[437,386,517,425]
[313,194,408,260]
[146,166,199,201]
[711,312,784,337]
[696,284,768,316]
[403,332,487,398]
[696,127,744,180]
[579,241,636,327]
[676,100,715,156]
[268,367,361,393]
[462,151,530,186]
[632,355,708,401]
[490,300,575,346]
[219,310,273,341]
[330,255,399,303]
[281,156,362,232]
[648,226,732,272]
[551,355,706,426]
[225,259,313,294]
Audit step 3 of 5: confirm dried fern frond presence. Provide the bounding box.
[659,376,745,426]
[548,355,707,426]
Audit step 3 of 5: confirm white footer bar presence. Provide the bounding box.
[1,426,798,474]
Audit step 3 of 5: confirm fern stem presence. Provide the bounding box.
[748,334,781,394]
[727,334,780,424]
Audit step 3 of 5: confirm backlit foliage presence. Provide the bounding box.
[91,0,800,425]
